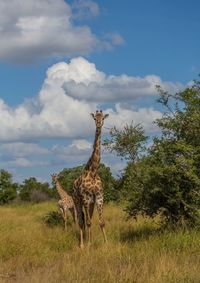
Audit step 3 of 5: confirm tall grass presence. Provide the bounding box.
[0,202,199,283]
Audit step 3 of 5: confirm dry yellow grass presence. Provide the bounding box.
[0,202,199,283]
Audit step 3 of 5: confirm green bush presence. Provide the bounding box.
[0,169,18,204]
[105,79,200,226]
[43,211,64,227]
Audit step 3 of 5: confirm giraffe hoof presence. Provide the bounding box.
[80,244,84,249]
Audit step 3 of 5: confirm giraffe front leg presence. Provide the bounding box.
[63,209,67,230]
[96,194,108,244]
[70,206,77,224]
[76,202,85,249]
[88,202,95,245]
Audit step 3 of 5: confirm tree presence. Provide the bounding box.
[19,177,51,202]
[103,123,148,201]
[103,123,147,162]
[106,79,200,226]
[0,169,18,204]
[126,80,200,225]
[98,164,117,202]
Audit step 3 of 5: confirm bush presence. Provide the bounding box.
[43,211,64,227]
[0,169,18,204]
[19,177,52,202]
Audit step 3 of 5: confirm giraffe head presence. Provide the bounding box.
[51,173,59,183]
[91,110,109,130]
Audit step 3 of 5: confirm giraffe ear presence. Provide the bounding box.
[104,114,109,119]
[90,113,95,119]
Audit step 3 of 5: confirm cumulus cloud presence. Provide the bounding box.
[3,158,48,168]
[0,142,49,158]
[52,139,92,163]
[62,58,183,102]
[0,142,50,170]
[0,57,183,142]
[0,0,121,63]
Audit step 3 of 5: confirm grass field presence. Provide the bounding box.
[0,201,199,283]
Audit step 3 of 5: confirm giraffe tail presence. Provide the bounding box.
[81,210,85,227]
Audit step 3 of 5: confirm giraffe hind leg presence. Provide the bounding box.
[59,207,66,230]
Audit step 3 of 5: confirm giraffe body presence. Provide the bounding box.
[51,174,77,229]
[73,110,109,248]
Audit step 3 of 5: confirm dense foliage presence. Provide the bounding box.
[103,123,147,162]
[19,177,52,202]
[0,163,117,204]
[0,169,18,204]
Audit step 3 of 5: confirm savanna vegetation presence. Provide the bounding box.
[0,202,199,283]
[0,80,200,282]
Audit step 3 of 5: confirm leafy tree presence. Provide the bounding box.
[19,177,51,202]
[103,123,147,162]
[98,164,117,202]
[0,169,18,204]
[103,123,148,202]
[107,80,200,226]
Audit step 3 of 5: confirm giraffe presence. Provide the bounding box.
[73,110,109,248]
[51,173,77,229]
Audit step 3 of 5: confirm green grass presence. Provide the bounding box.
[0,202,199,283]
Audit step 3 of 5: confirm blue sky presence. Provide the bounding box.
[0,0,199,183]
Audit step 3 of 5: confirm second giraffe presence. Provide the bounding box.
[51,173,77,229]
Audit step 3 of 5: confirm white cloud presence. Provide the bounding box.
[1,157,47,168]
[0,142,49,158]
[52,139,92,163]
[62,58,183,102]
[0,0,121,63]
[70,139,92,150]
[0,57,183,142]
[6,157,34,168]
[105,104,162,133]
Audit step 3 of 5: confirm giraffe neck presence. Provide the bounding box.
[55,180,68,200]
[85,127,101,176]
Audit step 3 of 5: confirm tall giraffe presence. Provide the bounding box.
[73,110,109,248]
[51,173,77,229]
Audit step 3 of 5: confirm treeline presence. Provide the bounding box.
[0,163,117,204]
[0,79,200,226]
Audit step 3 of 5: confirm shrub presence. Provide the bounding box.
[43,211,64,227]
